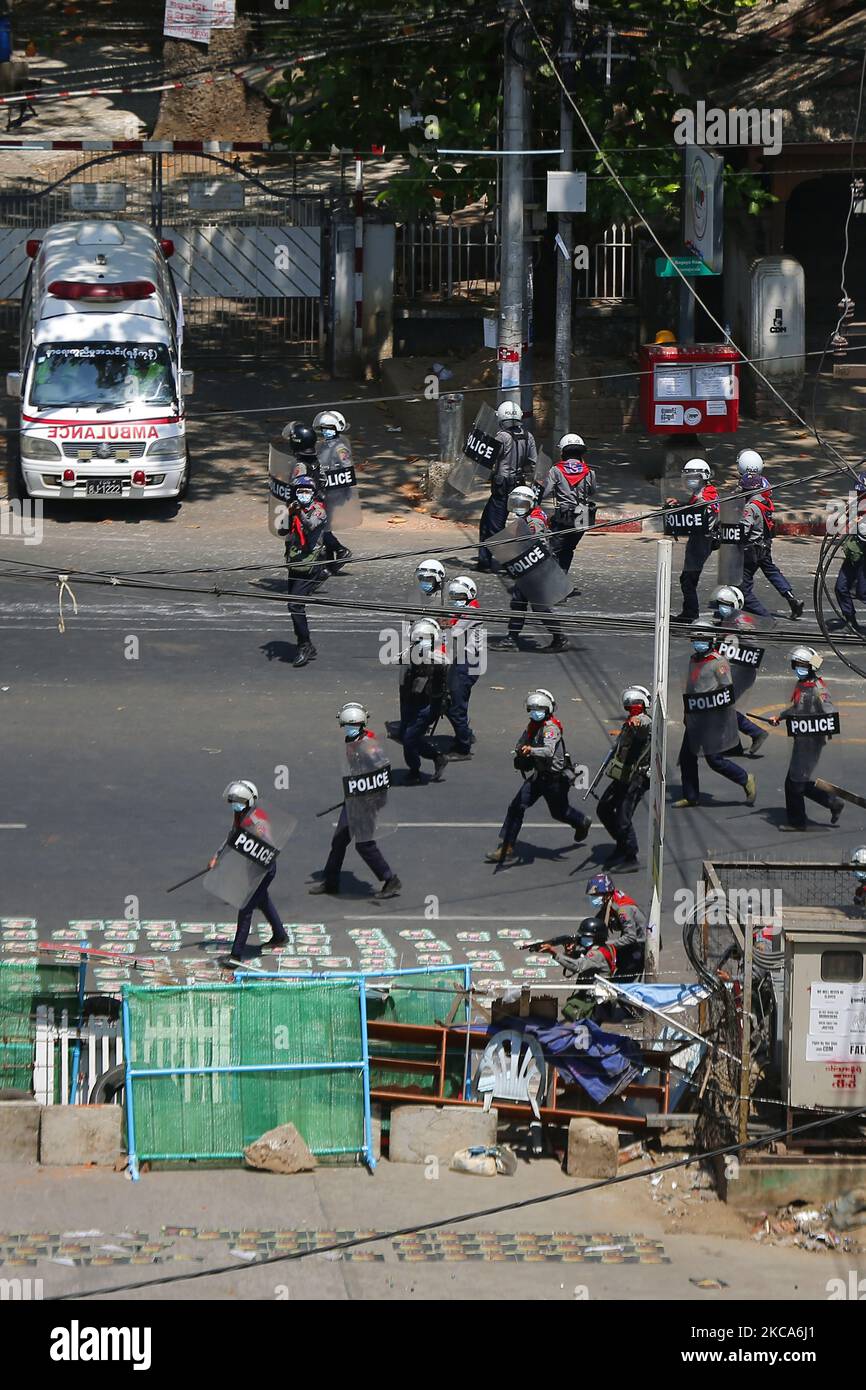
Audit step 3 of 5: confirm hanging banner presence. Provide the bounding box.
[164,0,236,44]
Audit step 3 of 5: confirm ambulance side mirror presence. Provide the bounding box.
[181,370,194,397]
[5,371,21,398]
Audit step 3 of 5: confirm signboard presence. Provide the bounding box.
[639,343,740,435]
[546,171,587,214]
[187,179,245,211]
[806,982,866,1062]
[164,0,236,43]
[683,145,724,275]
[785,712,841,738]
[655,255,717,278]
[69,183,127,212]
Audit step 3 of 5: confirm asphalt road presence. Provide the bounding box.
[1,460,864,997]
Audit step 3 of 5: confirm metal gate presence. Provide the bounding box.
[0,141,328,360]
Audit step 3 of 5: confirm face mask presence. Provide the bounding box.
[794,665,810,679]
[854,870,866,882]
[627,703,645,717]
[418,579,436,594]
[718,604,734,619]
[344,725,362,740]
[230,801,246,813]
[514,506,530,517]
[451,597,467,608]
[588,895,604,909]
[692,640,710,655]
[528,708,546,722]
[296,492,313,507]
[322,427,336,439]
[578,937,595,951]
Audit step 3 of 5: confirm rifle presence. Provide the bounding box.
[584,749,614,800]
[518,933,579,953]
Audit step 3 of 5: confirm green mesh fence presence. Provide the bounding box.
[124,981,367,1165]
[366,970,469,1096]
[0,959,80,1093]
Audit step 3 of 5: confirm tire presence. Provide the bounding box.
[88,1062,126,1105]
[4,411,26,501]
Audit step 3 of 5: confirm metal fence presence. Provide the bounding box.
[395,217,499,302]
[575,223,635,302]
[0,147,327,360]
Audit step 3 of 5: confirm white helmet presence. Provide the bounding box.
[850,846,866,871]
[223,779,258,810]
[712,584,745,612]
[737,448,764,476]
[559,432,586,452]
[683,458,711,483]
[448,575,477,604]
[526,688,556,716]
[314,410,343,436]
[337,701,368,728]
[416,558,446,587]
[497,400,522,423]
[507,484,537,516]
[410,616,442,644]
[790,645,823,673]
[622,685,651,712]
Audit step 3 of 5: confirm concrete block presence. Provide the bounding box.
[40,1104,122,1166]
[566,1117,620,1179]
[244,1122,316,1174]
[389,1104,498,1164]
[722,1159,866,1212]
[0,1100,41,1163]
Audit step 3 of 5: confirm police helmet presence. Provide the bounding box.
[313,410,344,437]
[736,448,764,476]
[288,422,317,456]
[448,575,477,604]
[850,846,866,882]
[337,702,368,728]
[559,433,586,459]
[586,873,614,898]
[526,688,556,717]
[223,779,258,810]
[712,585,745,613]
[577,915,608,946]
[496,400,522,424]
[415,558,446,587]
[508,484,536,516]
[622,685,651,712]
[410,617,442,644]
[293,475,316,502]
[682,458,711,484]
[789,645,823,673]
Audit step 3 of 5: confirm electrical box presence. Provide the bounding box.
[783,922,866,1110]
[638,342,740,434]
[749,256,805,381]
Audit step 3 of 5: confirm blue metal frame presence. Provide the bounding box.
[68,940,88,1105]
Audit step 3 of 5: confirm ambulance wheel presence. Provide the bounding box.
[88,1063,126,1105]
[176,450,191,501]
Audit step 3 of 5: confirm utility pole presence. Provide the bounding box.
[553,0,575,447]
[499,3,525,408]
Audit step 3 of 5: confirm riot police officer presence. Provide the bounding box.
[478,400,538,571]
[711,584,769,756]
[835,516,866,637]
[675,619,756,807]
[485,688,590,864]
[397,560,447,743]
[539,433,597,575]
[402,616,449,784]
[500,485,570,653]
[215,780,288,966]
[596,685,652,871]
[310,703,401,899]
[737,453,803,619]
[768,646,844,831]
[313,409,354,569]
[283,473,328,668]
[443,575,483,760]
[287,420,351,573]
[669,458,719,623]
[586,872,646,980]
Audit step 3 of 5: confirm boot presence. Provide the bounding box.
[573,817,590,843]
[831,797,845,826]
[485,842,516,864]
[293,642,316,668]
[432,752,448,782]
[309,879,339,895]
[749,730,769,757]
[673,797,698,808]
[447,747,474,761]
[266,931,289,947]
[373,875,402,900]
[744,774,757,805]
[787,594,805,619]
[546,634,571,652]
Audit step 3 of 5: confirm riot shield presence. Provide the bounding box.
[717,496,745,588]
[203,805,296,910]
[786,685,840,781]
[716,617,768,700]
[534,448,553,487]
[318,437,363,530]
[447,403,501,496]
[682,656,740,757]
[486,518,572,606]
[268,436,296,538]
[341,737,394,841]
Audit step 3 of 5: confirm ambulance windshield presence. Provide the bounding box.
[30,343,175,410]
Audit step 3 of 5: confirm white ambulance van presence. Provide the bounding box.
[7,221,193,501]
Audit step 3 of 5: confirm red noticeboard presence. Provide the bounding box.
[639,343,741,434]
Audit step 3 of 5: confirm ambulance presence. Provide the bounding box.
[7,221,193,501]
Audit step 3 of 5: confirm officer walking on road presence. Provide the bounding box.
[596,685,652,872]
[500,485,571,653]
[485,688,590,864]
[737,451,804,619]
[835,514,866,637]
[214,780,288,966]
[443,575,483,760]
[402,617,449,785]
[710,584,770,756]
[670,458,719,623]
[478,401,538,572]
[283,473,328,668]
[539,433,597,576]
[313,409,354,569]
[309,703,401,899]
[768,646,844,831]
[674,619,756,808]
[286,420,351,574]
[397,559,446,742]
